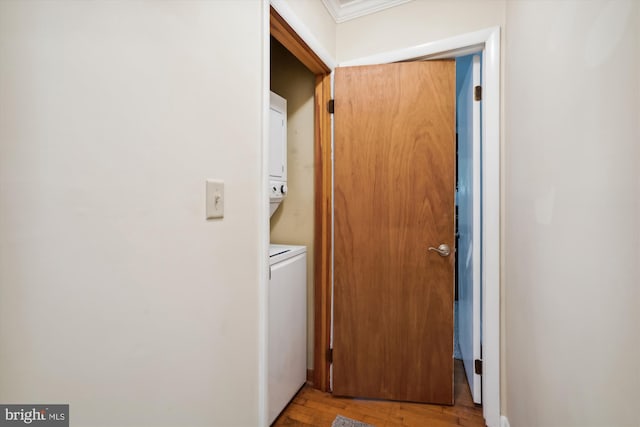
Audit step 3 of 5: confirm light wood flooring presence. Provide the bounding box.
[273,360,484,427]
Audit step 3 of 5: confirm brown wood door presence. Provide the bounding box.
[333,61,456,404]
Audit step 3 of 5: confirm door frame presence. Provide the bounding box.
[263,2,501,426]
[268,0,335,398]
[338,27,501,427]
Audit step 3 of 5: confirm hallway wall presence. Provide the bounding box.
[504,1,640,425]
[0,1,265,425]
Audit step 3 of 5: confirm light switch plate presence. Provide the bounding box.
[206,180,224,219]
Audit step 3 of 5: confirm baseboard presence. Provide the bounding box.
[306,369,314,385]
[500,415,511,427]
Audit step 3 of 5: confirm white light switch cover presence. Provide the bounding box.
[206,180,224,219]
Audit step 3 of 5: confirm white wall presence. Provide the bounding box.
[276,0,336,61]
[504,1,640,426]
[0,1,265,426]
[336,0,505,62]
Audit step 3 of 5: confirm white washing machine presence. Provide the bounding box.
[268,244,307,425]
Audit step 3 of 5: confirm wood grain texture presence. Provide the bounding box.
[270,7,330,75]
[333,61,456,404]
[274,360,484,427]
[313,73,333,392]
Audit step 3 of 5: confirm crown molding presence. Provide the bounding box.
[320,0,413,23]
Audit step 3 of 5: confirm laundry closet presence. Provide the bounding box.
[267,36,316,425]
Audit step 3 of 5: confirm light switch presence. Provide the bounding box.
[206,180,224,219]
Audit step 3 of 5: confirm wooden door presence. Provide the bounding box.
[333,61,456,404]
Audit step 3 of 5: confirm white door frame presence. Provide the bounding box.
[262,3,501,426]
[339,27,501,427]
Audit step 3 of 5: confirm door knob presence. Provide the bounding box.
[428,244,451,257]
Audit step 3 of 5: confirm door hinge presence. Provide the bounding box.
[474,359,483,375]
[474,85,482,101]
[327,348,333,363]
[327,99,335,114]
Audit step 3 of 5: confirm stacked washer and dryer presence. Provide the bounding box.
[268,91,307,425]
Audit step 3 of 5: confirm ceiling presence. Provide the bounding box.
[321,0,413,23]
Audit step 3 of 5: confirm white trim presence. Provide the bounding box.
[481,27,501,427]
[338,27,501,427]
[338,27,496,66]
[259,1,271,426]
[270,0,337,71]
[500,415,511,427]
[320,0,413,24]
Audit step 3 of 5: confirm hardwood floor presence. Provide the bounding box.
[273,360,484,427]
